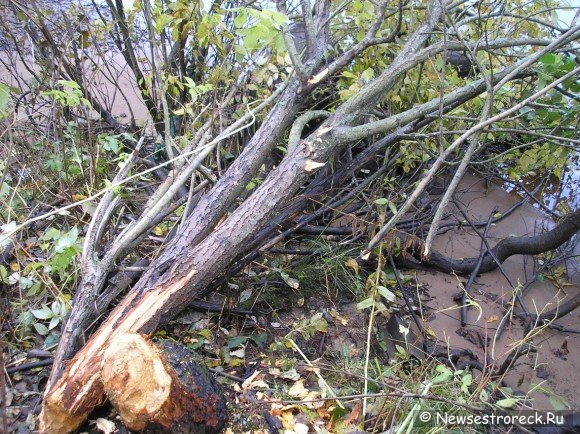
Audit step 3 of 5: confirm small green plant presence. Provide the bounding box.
[6,225,81,346]
[41,80,90,108]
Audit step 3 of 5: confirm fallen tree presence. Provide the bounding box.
[1,0,579,432]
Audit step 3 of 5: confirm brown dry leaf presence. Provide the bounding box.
[316,404,331,420]
[345,402,362,425]
[554,337,569,358]
[303,390,324,409]
[279,409,297,430]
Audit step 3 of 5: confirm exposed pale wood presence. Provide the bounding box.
[102,334,227,433]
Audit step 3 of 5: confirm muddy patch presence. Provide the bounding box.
[415,171,579,410]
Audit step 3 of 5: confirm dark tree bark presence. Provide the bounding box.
[402,208,580,275]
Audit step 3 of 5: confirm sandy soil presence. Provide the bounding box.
[0,51,150,126]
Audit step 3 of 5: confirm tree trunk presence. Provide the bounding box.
[43,333,227,433]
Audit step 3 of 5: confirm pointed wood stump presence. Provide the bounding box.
[42,333,227,433]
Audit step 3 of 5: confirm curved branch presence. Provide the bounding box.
[403,209,580,275]
[288,110,330,153]
[364,63,579,256]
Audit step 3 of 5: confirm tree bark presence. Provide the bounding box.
[43,333,227,433]
[40,2,444,425]
[401,208,580,275]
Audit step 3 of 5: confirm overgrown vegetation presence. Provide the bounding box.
[1,0,579,432]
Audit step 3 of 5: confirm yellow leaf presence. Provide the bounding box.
[228,357,245,367]
[9,262,19,271]
[280,409,296,429]
[72,194,87,202]
[487,315,499,323]
[425,327,437,338]
[288,380,309,398]
[152,225,166,236]
[344,258,359,275]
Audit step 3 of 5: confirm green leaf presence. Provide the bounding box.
[540,53,556,65]
[51,301,61,316]
[479,389,489,402]
[374,198,397,214]
[549,394,570,411]
[280,271,299,289]
[461,373,472,394]
[155,13,173,33]
[33,322,49,335]
[54,226,78,253]
[187,337,206,350]
[495,398,517,408]
[250,332,268,348]
[57,80,81,90]
[432,365,453,384]
[234,8,247,27]
[377,285,396,302]
[357,297,375,310]
[310,313,328,333]
[395,344,407,357]
[0,83,10,118]
[226,336,248,348]
[48,317,60,331]
[31,306,53,320]
[0,265,7,283]
[51,246,78,275]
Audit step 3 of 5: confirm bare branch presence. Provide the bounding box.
[364,65,580,256]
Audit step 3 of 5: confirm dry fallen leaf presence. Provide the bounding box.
[288,380,309,398]
[241,370,260,389]
[279,409,297,430]
[95,418,115,434]
[345,402,362,425]
[344,258,359,275]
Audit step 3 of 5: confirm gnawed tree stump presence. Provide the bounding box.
[42,333,227,433]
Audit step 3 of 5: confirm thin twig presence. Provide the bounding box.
[460,208,497,326]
